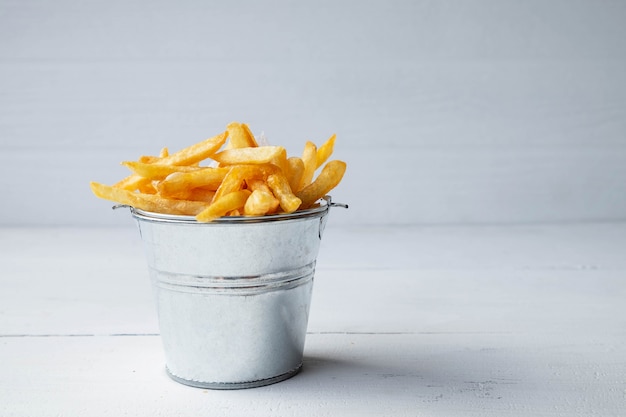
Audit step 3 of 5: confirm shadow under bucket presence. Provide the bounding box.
[125,196,345,389]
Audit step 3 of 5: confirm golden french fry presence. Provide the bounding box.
[286,157,304,192]
[298,141,317,191]
[270,147,289,177]
[245,180,280,212]
[113,173,147,191]
[246,178,271,194]
[157,167,231,198]
[296,160,346,209]
[267,173,301,213]
[241,123,258,147]
[196,190,251,222]
[212,164,278,202]
[137,180,158,194]
[90,182,207,215]
[122,161,202,180]
[211,166,247,202]
[165,131,228,166]
[115,132,227,191]
[227,122,258,148]
[211,146,285,165]
[244,189,279,216]
[91,122,346,221]
[167,187,216,202]
[186,188,216,202]
[138,155,161,164]
[316,133,336,169]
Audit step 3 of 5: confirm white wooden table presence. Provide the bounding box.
[1,222,625,416]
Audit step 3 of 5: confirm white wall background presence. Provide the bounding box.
[1,0,625,227]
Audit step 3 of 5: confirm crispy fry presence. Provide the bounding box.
[271,147,289,177]
[298,141,317,191]
[138,155,161,164]
[211,146,286,165]
[122,161,202,180]
[212,164,278,202]
[241,123,258,147]
[90,182,207,215]
[115,132,227,191]
[168,187,216,202]
[316,133,336,169]
[296,160,346,209]
[157,167,231,198]
[227,122,258,148]
[286,157,305,192]
[211,166,247,203]
[165,131,228,166]
[91,123,346,221]
[246,178,272,194]
[137,180,157,194]
[244,189,280,216]
[113,174,151,192]
[186,188,216,202]
[196,190,251,222]
[267,173,301,213]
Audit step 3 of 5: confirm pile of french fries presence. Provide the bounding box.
[90,122,346,222]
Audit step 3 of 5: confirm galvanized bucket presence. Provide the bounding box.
[124,196,345,389]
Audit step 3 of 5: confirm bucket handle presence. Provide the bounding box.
[319,196,348,239]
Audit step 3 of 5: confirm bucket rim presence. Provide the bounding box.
[126,196,335,224]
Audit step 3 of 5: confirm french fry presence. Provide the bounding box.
[90,182,207,215]
[211,166,248,202]
[137,180,158,195]
[157,167,231,197]
[241,124,258,147]
[296,160,346,209]
[113,174,150,191]
[168,187,216,202]
[196,190,251,222]
[91,122,346,222]
[137,147,171,164]
[267,173,301,213]
[270,147,289,178]
[138,155,161,164]
[122,161,202,181]
[286,157,304,192]
[211,146,286,165]
[186,188,216,202]
[212,164,278,202]
[165,131,228,166]
[244,189,279,216]
[246,178,272,194]
[227,122,258,148]
[246,180,280,212]
[316,133,336,169]
[298,141,317,191]
[115,131,227,191]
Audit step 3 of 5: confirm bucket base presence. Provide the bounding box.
[165,363,303,390]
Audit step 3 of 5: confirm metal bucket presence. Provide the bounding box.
[126,197,344,389]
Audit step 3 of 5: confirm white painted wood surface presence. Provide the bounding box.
[1,223,625,416]
[2,1,625,414]
[1,1,626,226]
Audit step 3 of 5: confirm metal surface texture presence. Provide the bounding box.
[130,198,336,389]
